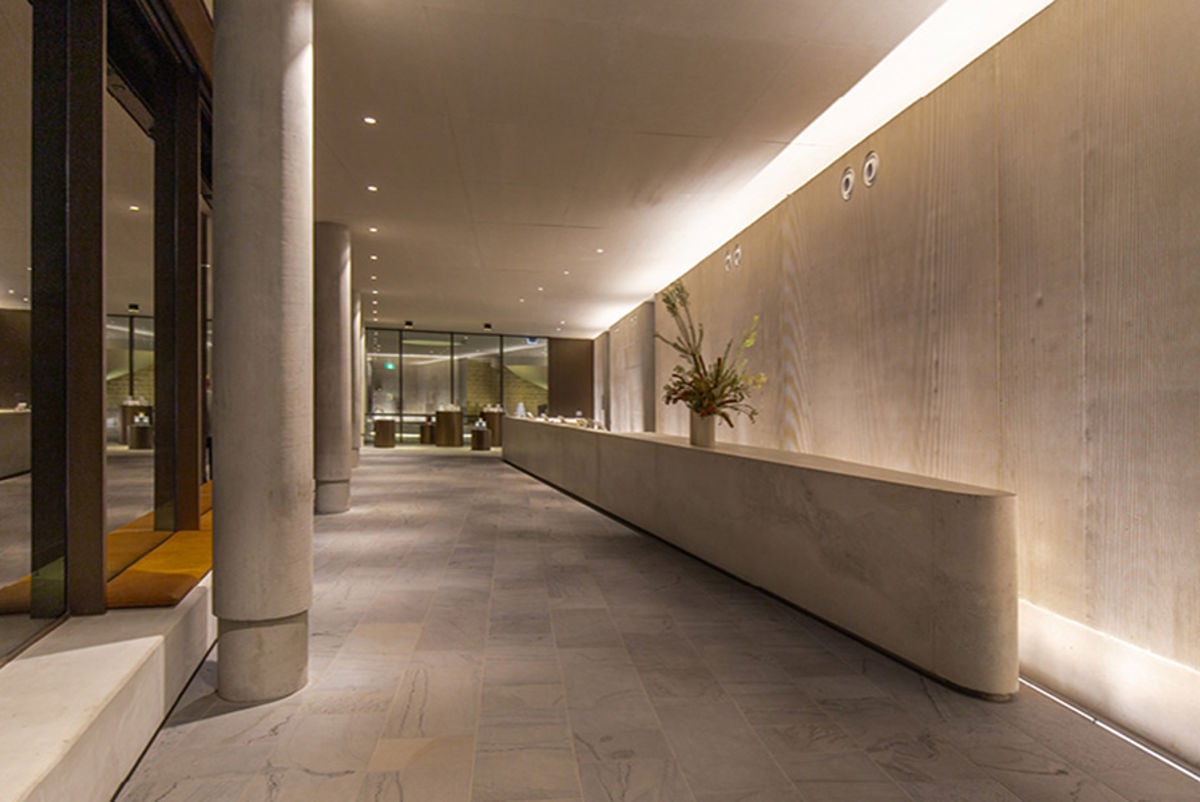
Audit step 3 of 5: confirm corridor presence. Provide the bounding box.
[116,450,1196,801]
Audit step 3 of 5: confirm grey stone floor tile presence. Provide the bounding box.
[578,759,695,802]
[238,768,366,801]
[728,686,818,726]
[771,751,891,784]
[364,736,475,799]
[384,651,483,738]
[898,778,1022,801]
[1091,767,1200,801]
[693,789,804,802]
[866,732,993,785]
[791,781,911,801]
[116,772,256,802]
[654,699,792,795]
[478,720,573,753]
[472,748,581,801]
[961,741,1128,801]
[638,664,727,703]
[270,711,385,773]
[572,725,674,764]
[552,608,624,648]
[756,715,860,764]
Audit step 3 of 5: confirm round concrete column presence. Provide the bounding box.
[351,292,364,466]
[212,0,313,702]
[314,223,353,513]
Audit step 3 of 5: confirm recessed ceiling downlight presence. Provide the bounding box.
[363,116,377,125]
[367,185,378,192]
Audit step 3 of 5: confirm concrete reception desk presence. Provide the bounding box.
[504,417,1018,697]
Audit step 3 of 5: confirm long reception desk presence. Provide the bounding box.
[504,417,1018,698]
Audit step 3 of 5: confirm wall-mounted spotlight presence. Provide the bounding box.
[863,151,880,187]
[483,323,493,330]
[404,320,413,328]
[128,303,140,314]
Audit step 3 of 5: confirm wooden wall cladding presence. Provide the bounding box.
[629,0,1200,670]
[0,310,31,408]
[548,337,594,418]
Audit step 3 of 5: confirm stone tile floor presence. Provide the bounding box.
[116,448,1199,801]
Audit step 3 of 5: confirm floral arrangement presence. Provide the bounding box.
[656,280,766,426]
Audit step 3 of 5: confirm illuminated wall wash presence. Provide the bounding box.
[606,0,1200,764]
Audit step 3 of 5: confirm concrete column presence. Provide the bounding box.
[314,223,352,512]
[351,292,364,466]
[212,0,313,702]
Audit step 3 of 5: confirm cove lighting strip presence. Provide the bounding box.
[1018,678,1200,784]
[608,0,1057,330]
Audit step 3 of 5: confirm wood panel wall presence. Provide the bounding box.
[618,0,1200,673]
[0,309,31,408]
[548,337,594,418]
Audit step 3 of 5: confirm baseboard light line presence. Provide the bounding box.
[1018,677,1200,784]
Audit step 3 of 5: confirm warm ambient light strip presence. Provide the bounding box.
[602,0,1056,332]
[1018,678,1200,784]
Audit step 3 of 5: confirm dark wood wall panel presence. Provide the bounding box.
[548,337,594,418]
[0,310,31,408]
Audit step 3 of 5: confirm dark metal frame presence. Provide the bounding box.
[30,0,211,617]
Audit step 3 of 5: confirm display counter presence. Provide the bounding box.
[0,409,31,478]
[482,410,504,446]
[434,410,463,447]
[504,417,1018,697]
[373,418,397,448]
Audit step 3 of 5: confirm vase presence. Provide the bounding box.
[689,412,716,448]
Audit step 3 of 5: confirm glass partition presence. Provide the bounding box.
[0,0,62,661]
[502,336,549,417]
[402,331,452,441]
[366,328,400,442]
[104,86,156,536]
[361,327,551,444]
[454,334,502,418]
[106,315,132,442]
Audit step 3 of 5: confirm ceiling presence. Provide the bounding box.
[0,0,950,337]
[314,0,946,337]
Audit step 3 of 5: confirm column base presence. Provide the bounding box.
[218,611,308,702]
[315,479,350,514]
[351,447,360,467]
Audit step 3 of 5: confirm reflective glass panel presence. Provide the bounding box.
[0,0,62,659]
[402,331,452,418]
[453,334,502,419]
[366,328,400,443]
[104,86,155,537]
[502,336,549,417]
